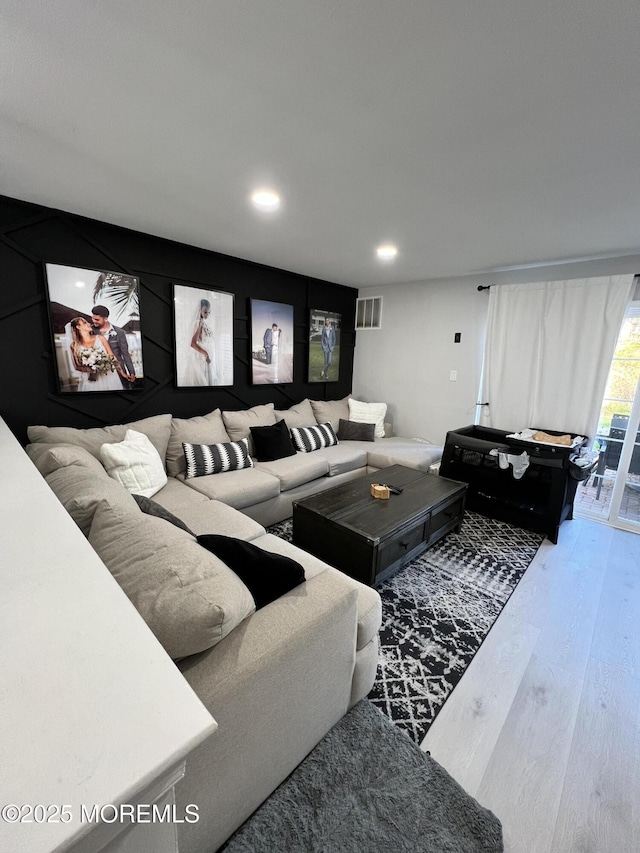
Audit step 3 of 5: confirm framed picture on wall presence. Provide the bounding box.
[44,263,144,394]
[308,309,341,382]
[173,284,235,387]
[250,299,294,384]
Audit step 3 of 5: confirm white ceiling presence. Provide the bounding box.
[2,1,640,288]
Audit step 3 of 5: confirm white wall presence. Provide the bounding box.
[353,279,487,444]
[353,255,640,445]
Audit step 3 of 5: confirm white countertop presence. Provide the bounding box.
[0,418,217,852]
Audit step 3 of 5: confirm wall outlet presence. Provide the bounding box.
[449,369,457,381]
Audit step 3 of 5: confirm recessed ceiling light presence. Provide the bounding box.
[251,190,281,211]
[376,244,398,260]
[75,280,86,288]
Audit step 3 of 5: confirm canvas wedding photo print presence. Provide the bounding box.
[308,308,341,382]
[173,285,234,387]
[44,263,144,393]
[250,298,294,385]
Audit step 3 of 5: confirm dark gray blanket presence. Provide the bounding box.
[220,699,503,853]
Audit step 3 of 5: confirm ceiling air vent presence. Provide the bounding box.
[356,296,383,330]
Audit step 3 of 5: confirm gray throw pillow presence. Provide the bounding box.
[132,494,195,536]
[337,419,376,442]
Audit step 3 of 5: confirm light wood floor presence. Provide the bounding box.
[422,516,640,853]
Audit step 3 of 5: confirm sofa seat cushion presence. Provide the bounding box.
[45,464,139,536]
[166,409,230,477]
[89,500,256,659]
[250,534,382,651]
[311,442,368,476]
[178,467,281,509]
[164,499,266,541]
[27,414,172,467]
[150,482,265,539]
[255,453,329,491]
[366,437,444,472]
[151,477,210,512]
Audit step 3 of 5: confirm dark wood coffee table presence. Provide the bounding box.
[292,465,467,586]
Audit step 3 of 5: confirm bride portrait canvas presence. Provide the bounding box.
[173,284,234,387]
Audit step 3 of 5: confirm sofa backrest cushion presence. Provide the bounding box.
[89,500,256,659]
[45,464,138,536]
[222,403,277,454]
[309,397,350,433]
[26,443,108,478]
[274,398,316,429]
[100,429,168,498]
[166,409,230,477]
[27,414,173,468]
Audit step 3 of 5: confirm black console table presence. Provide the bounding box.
[439,425,589,543]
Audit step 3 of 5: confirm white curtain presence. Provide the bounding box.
[480,275,635,440]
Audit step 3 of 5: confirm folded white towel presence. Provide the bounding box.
[507,429,584,448]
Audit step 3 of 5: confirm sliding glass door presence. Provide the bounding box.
[576,302,640,531]
[606,375,640,530]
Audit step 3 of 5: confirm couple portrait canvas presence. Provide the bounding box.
[173,285,234,387]
[250,299,294,385]
[45,263,144,394]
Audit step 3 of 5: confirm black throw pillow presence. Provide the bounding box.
[337,419,376,441]
[249,420,297,462]
[133,493,195,536]
[196,534,305,609]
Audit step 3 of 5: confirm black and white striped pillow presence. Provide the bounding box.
[290,422,339,453]
[182,438,254,478]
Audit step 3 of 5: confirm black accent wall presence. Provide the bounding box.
[0,195,357,444]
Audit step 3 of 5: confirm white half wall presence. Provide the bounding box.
[353,255,640,445]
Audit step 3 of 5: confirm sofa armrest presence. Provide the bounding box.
[175,571,360,853]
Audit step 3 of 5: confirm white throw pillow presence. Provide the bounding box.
[100,429,168,498]
[348,398,387,439]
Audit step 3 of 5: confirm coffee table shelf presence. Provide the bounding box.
[292,465,467,586]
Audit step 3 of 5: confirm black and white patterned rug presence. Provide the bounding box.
[268,511,543,745]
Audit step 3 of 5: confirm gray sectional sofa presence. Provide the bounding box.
[160,396,442,527]
[25,396,442,852]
